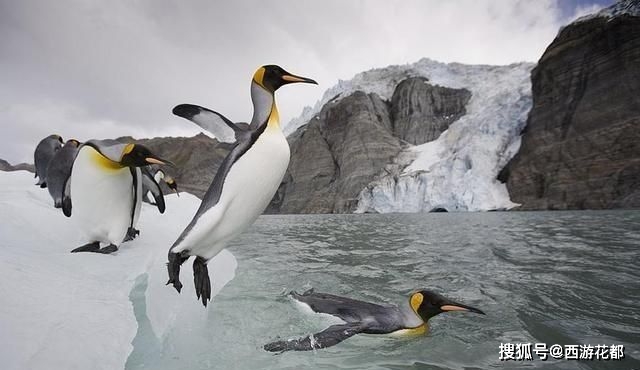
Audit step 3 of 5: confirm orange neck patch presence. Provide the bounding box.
[90,149,123,170]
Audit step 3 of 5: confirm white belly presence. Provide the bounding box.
[70,147,135,245]
[179,129,290,260]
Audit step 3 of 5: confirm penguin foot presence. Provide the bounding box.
[71,242,118,254]
[193,256,211,307]
[70,241,100,253]
[123,227,140,242]
[263,340,286,354]
[166,251,189,293]
[97,244,119,254]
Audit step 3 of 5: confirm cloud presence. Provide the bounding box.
[0,0,604,163]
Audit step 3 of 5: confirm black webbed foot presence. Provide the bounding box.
[71,242,118,254]
[123,227,140,242]
[193,256,211,307]
[166,251,189,293]
[71,241,100,253]
[97,244,118,254]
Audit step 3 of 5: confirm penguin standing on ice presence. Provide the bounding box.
[69,139,170,254]
[34,134,63,188]
[123,163,168,242]
[46,139,81,215]
[167,65,317,306]
[264,289,485,352]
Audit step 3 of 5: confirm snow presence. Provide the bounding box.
[0,170,236,370]
[284,58,533,212]
[571,0,640,25]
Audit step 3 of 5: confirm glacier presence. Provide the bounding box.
[284,58,534,212]
[0,170,236,370]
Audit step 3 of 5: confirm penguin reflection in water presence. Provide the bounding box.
[264,289,485,352]
[167,65,317,306]
[68,140,171,254]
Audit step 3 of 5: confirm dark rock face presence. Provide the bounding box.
[391,77,471,145]
[503,14,640,209]
[270,80,472,213]
[275,91,404,213]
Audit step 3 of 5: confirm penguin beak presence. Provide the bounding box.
[281,73,318,85]
[440,300,485,315]
[145,156,175,167]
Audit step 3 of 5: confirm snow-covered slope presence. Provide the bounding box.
[0,171,236,370]
[572,0,640,25]
[285,58,533,212]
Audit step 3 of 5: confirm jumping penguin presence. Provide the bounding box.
[46,139,81,215]
[69,139,170,254]
[264,289,485,352]
[34,134,63,188]
[167,65,317,306]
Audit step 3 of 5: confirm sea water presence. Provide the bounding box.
[126,211,640,370]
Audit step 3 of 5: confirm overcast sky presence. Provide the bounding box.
[0,0,613,163]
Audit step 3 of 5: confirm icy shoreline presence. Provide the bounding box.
[0,171,236,370]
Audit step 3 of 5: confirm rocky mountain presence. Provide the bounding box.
[500,0,640,209]
[272,60,532,213]
[0,159,35,173]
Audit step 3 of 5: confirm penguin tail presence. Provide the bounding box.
[166,250,189,293]
[193,256,211,307]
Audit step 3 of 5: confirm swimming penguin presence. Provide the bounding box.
[46,139,81,215]
[167,65,317,306]
[69,139,170,254]
[34,134,64,188]
[264,289,485,352]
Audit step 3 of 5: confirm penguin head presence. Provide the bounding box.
[409,290,485,322]
[120,144,173,168]
[54,135,64,144]
[66,139,81,147]
[166,176,179,195]
[252,65,317,92]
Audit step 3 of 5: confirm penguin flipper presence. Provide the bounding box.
[172,104,246,143]
[62,175,72,217]
[264,322,366,352]
[141,168,165,213]
[291,290,387,323]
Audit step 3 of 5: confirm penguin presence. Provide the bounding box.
[142,168,179,204]
[264,289,485,352]
[122,164,168,242]
[34,134,64,188]
[45,139,81,215]
[68,139,170,254]
[161,172,179,196]
[167,65,317,306]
